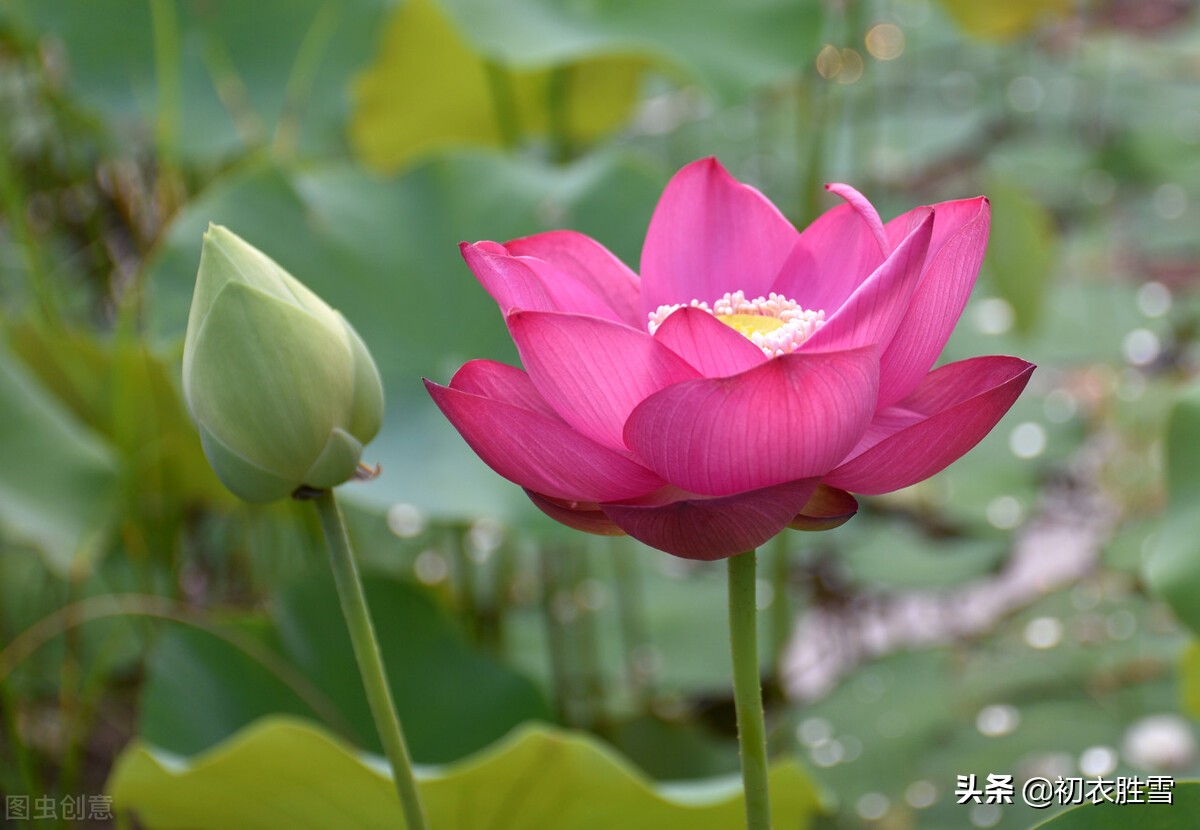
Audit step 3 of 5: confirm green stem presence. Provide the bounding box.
[768,533,791,681]
[273,3,340,159]
[546,65,573,164]
[614,538,655,709]
[0,136,59,325]
[539,544,575,726]
[484,60,521,150]
[0,682,41,810]
[449,525,479,644]
[574,541,607,730]
[149,0,181,170]
[312,490,427,830]
[728,550,771,830]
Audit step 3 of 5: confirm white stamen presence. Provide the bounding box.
[648,291,826,357]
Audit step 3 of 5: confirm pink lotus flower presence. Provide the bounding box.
[426,158,1034,560]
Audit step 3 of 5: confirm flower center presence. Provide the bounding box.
[648,291,825,357]
[719,313,786,339]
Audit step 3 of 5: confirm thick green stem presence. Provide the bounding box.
[312,490,427,830]
[768,533,791,681]
[728,550,772,830]
[484,60,521,150]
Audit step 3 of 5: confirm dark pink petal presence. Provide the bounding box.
[885,196,984,254]
[601,478,820,561]
[461,242,621,322]
[825,183,889,255]
[450,360,559,420]
[824,355,1035,495]
[505,231,643,328]
[652,306,768,377]
[623,347,879,496]
[507,311,700,451]
[801,208,934,353]
[771,204,886,314]
[840,404,925,459]
[424,379,664,502]
[640,157,799,319]
[525,490,625,536]
[788,485,858,531]
[877,197,991,408]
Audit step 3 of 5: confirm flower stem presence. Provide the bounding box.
[311,490,427,830]
[728,549,772,830]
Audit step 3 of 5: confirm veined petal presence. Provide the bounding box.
[640,157,799,319]
[652,306,768,377]
[788,485,858,531]
[770,203,886,314]
[825,183,889,256]
[424,380,664,502]
[801,208,934,353]
[877,197,991,408]
[450,360,559,420]
[601,478,820,561]
[508,311,700,451]
[505,231,642,327]
[525,490,625,536]
[824,355,1035,495]
[623,347,879,496]
[885,195,985,254]
[461,242,621,322]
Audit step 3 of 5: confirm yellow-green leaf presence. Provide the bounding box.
[936,0,1072,40]
[109,717,823,829]
[349,0,646,171]
[984,179,1057,336]
[1031,781,1200,829]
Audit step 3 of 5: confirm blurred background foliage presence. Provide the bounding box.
[1,0,1200,827]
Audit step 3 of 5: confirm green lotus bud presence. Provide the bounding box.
[183,225,384,502]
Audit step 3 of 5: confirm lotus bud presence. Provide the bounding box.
[182,225,384,502]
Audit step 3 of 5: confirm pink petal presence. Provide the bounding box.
[505,231,642,328]
[507,311,700,451]
[800,208,934,353]
[771,204,886,314]
[640,157,799,319]
[424,379,664,502]
[461,242,621,322]
[623,347,879,496]
[651,306,768,377]
[449,360,559,420]
[524,490,625,536]
[876,197,991,408]
[824,355,1035,495]
[601,478,820,561]
[825,183,890,256]
[788,485,859,531]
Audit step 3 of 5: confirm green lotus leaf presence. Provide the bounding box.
[108,717,823,829]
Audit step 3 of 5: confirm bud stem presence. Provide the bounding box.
[729,549,772,829]
[312,489,428,830]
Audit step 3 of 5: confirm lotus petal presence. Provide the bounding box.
[623,347,879,496]
[425,380,663,502]
[508,311,699,450]
[641,157,799,318]
[602,479,820,561]
[825,355,1035,494]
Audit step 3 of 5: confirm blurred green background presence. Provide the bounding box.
[2,0,1200,827]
